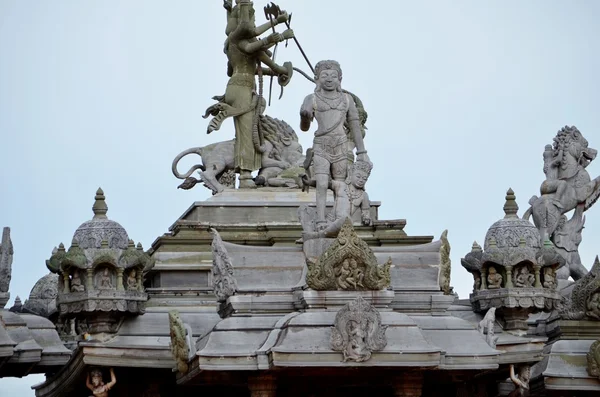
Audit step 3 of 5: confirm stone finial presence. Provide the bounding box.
[331,297,387,362]
[439,230,452,295]
[0,227,13,306]
[92,188,108,219]
[503,188,519,218]
[472,241,482,252]
[9,296,22,313]
[136,242,143,251]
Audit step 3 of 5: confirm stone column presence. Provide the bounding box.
[116,269,124,291]
[533,265,541,288]
[392,373,423,397]
[248,374,276,397]
[137,271,143,292]
[481,268,488,290]
[86,269,94,290]
[62,273,70,294]
[505,266,513,288]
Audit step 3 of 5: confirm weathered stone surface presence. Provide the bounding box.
[23,273,58,318]
[561,256,600,320]
[169,310,190,373]
[330,297,387,362]
[306,219,391,291]
[0,227,13,308]
[210,228,237,303]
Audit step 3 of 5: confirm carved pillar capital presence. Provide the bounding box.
[248,373,276,397]
[392,373,423,397]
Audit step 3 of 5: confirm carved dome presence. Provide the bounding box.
[483,188,541,251]
[72,188,129,249]
[23,273,58,318]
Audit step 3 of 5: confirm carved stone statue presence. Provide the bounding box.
[0,227,13,308]
[439,230,452,295]
[513,264,535,288]
[86,368,116,397]
[508,364,531,397]
[477,307,498,349]
[587,339,600,380]
[301,159,373,238]
[300,60,369,230]
[168,310,190,373]
[210,228,238,302]
[307,218,391,291]
[71,269,85,292]
[330,297,387,362]
[487,266,502,289]
[542,266,557,289]
[526,126,600,280]
[98,268,113,290]
[126,269,137,291]
[560,256,600,320]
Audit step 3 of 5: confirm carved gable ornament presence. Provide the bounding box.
[562,256,600,320]
[210,228,238,302]
[588,340,600,379]
[307,218,391,291]
[331,296,387,362]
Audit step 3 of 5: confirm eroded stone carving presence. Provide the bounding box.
[561,256,600,320]
[508,364,531,397]
[307,219,391,291]
[542,266,557,289]
[0,227,13,308]
[330,296,387,362]
[525,126,600,280]
[477,307,498,349]
[513,264,535,288]
[86,367,116,397]
[587,339,600,379]
[487,266,503,289]
[461,241,483,292]
[168,310,190,373]
[210,228,238,302]
[439,230,452,295]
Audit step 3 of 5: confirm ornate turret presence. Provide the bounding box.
[462,189,562,330]
[46,188,153,334]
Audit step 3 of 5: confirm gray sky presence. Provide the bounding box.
[1,1,600,394]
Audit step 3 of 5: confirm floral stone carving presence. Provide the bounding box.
[210,228,238,302]
[330,296,387,362]
[587,339,600,379]
[307,218,391,291]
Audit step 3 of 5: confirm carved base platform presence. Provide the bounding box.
[294,289,394,310]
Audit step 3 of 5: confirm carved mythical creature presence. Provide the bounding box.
[525,126,600,280]
[300,60,369,231]
[86,368,116,397]
[210,228,238,302]
[587,339,600,379]
[330,297,387,362]
[307,218,391,291]
[172,116,304,194]
[508,364,531,397]
[477,307,498,348]
[168,310,190,373]
[560,256,600,320]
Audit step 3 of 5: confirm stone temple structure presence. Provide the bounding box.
[3,2,600,396]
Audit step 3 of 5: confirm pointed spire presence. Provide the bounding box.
[71,238,79,248]
[92,188,108,219]
[58,243,66,253]
[471,241,482,252]
[128,239,135,249]
[503,188,519,218]
[136,242,143,251]
[489,237,498,249]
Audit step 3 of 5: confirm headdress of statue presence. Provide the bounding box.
[352,159,373,176]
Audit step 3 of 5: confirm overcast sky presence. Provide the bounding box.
[2,1,600,394]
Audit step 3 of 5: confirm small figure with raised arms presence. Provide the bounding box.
[86,368,116,397]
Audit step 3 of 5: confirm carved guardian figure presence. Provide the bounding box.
[331,297,387,362]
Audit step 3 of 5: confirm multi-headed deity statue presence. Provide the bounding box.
[300,60,369,230]
[526,126,600,280]
[205,0,294,188]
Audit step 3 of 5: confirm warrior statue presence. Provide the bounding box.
[525,126,600,280]
[204,0,293,188]
[300,60,369,230]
